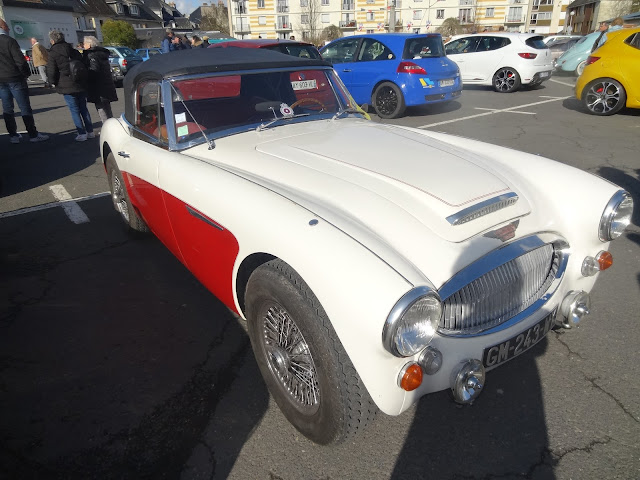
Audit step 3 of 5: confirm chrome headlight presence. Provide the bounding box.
[383,286,442,358]
[599,190,634,241]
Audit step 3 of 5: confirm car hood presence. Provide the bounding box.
[188,120,533,284]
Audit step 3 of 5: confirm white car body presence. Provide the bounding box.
[100,48,632,444]
[445,33,554,91]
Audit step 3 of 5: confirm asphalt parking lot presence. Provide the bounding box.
[1,75,639,480]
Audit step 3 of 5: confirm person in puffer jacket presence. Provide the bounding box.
[46,30,94,142]
[82,36,118,122]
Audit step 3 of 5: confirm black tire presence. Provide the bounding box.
[106,153,149,233]
[372,82,406,119]
[582,78,626,116]
[492,67,521,93]
[245,259,377,445]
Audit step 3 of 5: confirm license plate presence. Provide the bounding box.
[439,79,455,87]
[539,71,549,78]
[482,311,556,368]
[292,80,317,90]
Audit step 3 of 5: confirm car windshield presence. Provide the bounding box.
[162,68,361,146]
[403,36,446,58]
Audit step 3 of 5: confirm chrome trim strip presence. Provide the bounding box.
[438,234,570,337]
[446,192,519,226]
[186,205,224,231]
[382,286,440,357]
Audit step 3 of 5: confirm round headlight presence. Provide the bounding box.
[383,287,442,357]
[599,190,634,241]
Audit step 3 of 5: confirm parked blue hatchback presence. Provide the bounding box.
[320,33,461,118]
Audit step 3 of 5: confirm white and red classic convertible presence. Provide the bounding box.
[100,48,633,444]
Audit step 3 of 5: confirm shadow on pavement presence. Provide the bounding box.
[0,197,269,479]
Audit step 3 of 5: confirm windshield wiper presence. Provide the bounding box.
[256,113,309,131]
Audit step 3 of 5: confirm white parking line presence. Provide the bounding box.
[48,185,91,224]
[474,108,536,115]
[0,191,110,220]
[550,78,577,88]
[419,96,571,129]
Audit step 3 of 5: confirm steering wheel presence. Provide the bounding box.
[290,97,326,111]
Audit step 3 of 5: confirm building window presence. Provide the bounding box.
[413,9,422,20]
[485,7,494,16]
[459,0,473,5]
[436,9,444,18]
[258,0,265,7]
[322,13,330,22]
[366,29,374,33]
[301,14,309,23]
[530,11,551,23]
[300,0,307,5]
[130,4,139,15]
[259,15,266,24]
[114,3,124,14]
[322,0,329,5]
[458,8,472,23]
[507,6,522,22]
[366,11,374,20]
[277,0,289,12]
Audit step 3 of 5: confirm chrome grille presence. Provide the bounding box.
[440,243,560,335]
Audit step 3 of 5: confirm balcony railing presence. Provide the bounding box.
[276,22,292,30]
[505,14,525,23]
[235,23,251,32]
[277,5,289,11]
[339,20,357,28]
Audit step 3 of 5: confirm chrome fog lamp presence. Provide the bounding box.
[599,190,634,241]
[560,290,591,327]
[451,359,485,404]
[383,286,442,357]
[418,346,443,375]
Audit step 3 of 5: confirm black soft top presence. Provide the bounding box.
[124,47,330,122]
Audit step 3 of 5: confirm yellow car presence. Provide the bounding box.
[575,27,640,116]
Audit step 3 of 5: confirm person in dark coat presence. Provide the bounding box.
[180,35,192,50]
[0,17,49,143]
[46,30,94,141]
[82,36,118,122]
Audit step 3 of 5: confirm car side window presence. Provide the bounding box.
[322,38,360,64]
[479,36,510,51]
[358,39,394,62]
[134,81,163,142]
[445,37,481,55]
[626,33,640,49]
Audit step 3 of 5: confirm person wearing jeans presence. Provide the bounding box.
[0,18,49,143]
[46,30,94,141]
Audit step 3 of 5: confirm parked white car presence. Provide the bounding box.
[445,33,554,92]
[101,47,633,445]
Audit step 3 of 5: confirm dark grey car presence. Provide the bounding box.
[105,46,143,76]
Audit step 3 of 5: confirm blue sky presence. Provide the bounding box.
[175,0,227,17]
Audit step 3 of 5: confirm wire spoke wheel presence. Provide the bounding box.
[262,304,320,414]
[111,172,130,223]
[586,81,621,114]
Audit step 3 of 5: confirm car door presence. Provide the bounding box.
[620,31,640,103]
[320,38,361,101]
[465,36,511,82]
[349,38,397,102]
[117,80,184,261]
[445,36,482,82]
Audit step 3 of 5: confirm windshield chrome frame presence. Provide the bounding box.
[161,66,348,152]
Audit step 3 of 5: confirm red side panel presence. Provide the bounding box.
[162,192,240,313]
[123,172,184,262]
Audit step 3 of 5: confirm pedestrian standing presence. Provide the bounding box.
[171,35,184,51]
[82,36,117,122]
[0,18,49,144]
[30,37,49,87]
[46,30,94,141]
[162,29,176,53]
[191,35,206,48]
[180,35,192,50]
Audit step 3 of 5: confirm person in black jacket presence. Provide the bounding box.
[46,30,94,142]
[0,18,49,143]
[82,36,118,122]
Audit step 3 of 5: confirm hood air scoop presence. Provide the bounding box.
[446,192,519,226]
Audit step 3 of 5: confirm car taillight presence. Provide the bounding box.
[122,59,128,66]
[25,55,31,61]
[397,61,426,74]
[586,56,600,65]
[518,53,537,59]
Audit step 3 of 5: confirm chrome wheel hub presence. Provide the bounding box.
[111,174,129,222]
[495,70,516,91]
[262,305,320,413]
[586,81,620,114]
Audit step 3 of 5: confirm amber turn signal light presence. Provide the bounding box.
[597,251,613,271]
[399,363,423,391]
